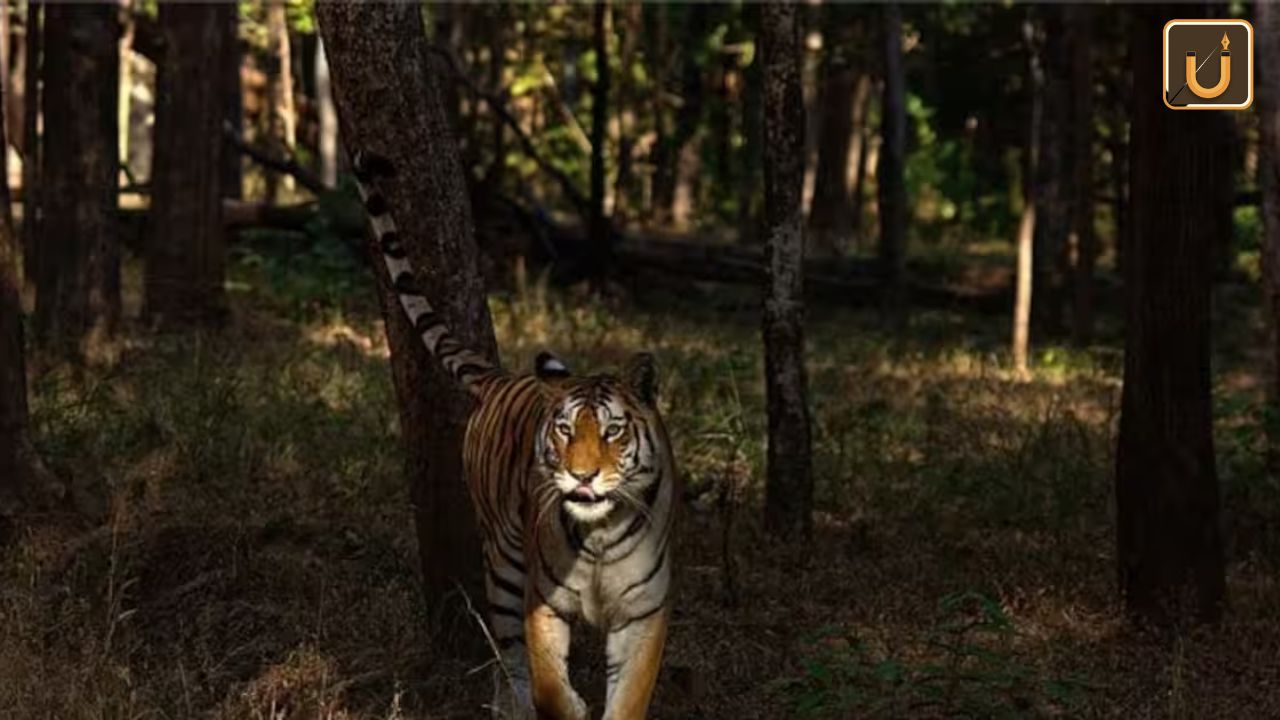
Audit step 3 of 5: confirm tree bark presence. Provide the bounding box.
[266,0,297,201]
[653,4,706,228]
[223,7,242,201]
[146,3,230,328]
[1068,5,1096,345]
[1012,15,1043,377]
[877,3,907,326]
[316,2,499,632]
[1259,1,1280,472]
[1116,3,1227,626]
[760,3,813,540]
[737,3,763,245]
[35,5,120,360]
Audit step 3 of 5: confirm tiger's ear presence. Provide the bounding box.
[535,351,571,379]
[625,352,658,406]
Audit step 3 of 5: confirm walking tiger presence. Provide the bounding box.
[352,149,676,720]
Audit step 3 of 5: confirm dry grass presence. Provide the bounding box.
[2,258,1278,719]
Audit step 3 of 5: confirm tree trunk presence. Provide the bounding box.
[1033,7,1070,336]
[1116,3,1227,626]
[877,3,907,326]
[760,3,813,540]
[1259,1,1280,472]
[223,8,242,201]
[808,9,860,257]
[35,5,120,360]
[315,37,338,189]
[20,0,38,290]
[1068,5,1096,345]
[588,0,612,273]
[316,2,499,633]
[146,3,230,328]
[118,1,135,178]
[8,1,24,157]
[737,3,763,245]
[654,4,706,228]
[1012,15,1043,376]
[266,0,296,201]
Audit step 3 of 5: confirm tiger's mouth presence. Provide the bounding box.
[565,486,610,505]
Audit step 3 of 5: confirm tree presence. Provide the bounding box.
[34,4,120,360]
[588,0,613,272]
[20,0,40,288]
[316,2,499,627]
[1260,0,1280,469]
[315,37,338,189]
[808,7,864,257]
[265,0,297,201]
[1032,7,1070,335]
[1068,5,1096,345]
[760,2,813,540]
[1012,14,1043,377]
[0,56,54,538]
[653,4,707,228]
[146,3,232,329]
[877,2,907,325]
[1115,3,1227,625]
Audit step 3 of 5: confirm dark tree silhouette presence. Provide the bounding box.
[146,3,233,328]
[1116,3,1227,625]
[1260,0,1280,469]
[878,2,908,324]
[35,5,120,359]
[808,7,863,257]
[588,0,613,275]
[760,2,813,539]
[1068,4,1096,345]
[317,2,499,628]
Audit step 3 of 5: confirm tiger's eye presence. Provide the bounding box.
[604,424,625,440]
[555,422,573,437]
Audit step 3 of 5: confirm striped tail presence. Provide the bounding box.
[352,149,497,391]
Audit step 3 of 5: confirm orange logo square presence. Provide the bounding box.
[1163,19,1253,110]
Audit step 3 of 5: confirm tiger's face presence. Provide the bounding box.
[535,353,663,524]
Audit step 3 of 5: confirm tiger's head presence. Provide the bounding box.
[533,351,667,524]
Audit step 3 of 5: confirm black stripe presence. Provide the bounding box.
[602,513,647,554]
[496,544,526,576]
[489,569,524,600]
[533,585,576,624]
[391,271,422,295]
[642,469,663,507]
[454,361,491,380]
[412,309,440,334]
[619,544,667,599]
[380,232,407,259]
[489,602,522,620]
[609,603,665,634]
[538,548,578,596]
[365,193,389,217]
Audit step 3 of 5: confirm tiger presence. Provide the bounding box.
[352,149,677,720]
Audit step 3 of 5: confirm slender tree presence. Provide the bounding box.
[808,8,862,257]
[146,3,231,328]
[654,4,707,228]
[1012,14,1043,376]
[20,0,39,287]
[760,2,813,539]
[1033,6,1070,335]
[265,0,297,201]
[588,0,613,273]
[1068,4,1096,345]
[1259,0,1280,470]
[878,2,907,324]
[316,2,499,626]
[315,37,338,189]
[1116,4,1228,625]
[35,5,120,359]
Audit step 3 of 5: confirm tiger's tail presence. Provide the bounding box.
[352,150,497,392]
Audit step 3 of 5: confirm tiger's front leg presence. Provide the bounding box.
[602,607,669,720]
[526,602,588,720]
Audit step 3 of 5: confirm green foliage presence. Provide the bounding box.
[771,592,1090,718]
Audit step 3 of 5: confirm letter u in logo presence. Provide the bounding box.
[1186,33,1232,99]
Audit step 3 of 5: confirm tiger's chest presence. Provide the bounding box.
[537,514,671,630]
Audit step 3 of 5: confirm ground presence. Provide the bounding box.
[2,250,1278,719]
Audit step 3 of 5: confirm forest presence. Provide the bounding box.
[1,1,1278,718]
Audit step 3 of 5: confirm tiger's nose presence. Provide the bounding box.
[569,468,599,485]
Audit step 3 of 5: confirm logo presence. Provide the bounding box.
[1164,19,1253,110]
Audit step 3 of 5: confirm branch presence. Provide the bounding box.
[221,121,328,196]
[425,43,592,219]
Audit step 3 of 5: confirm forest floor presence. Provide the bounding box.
[2,250,1279,719]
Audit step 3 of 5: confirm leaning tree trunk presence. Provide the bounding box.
[317,2,499,632]
[1012,14,1044,377]
[1259,1,1280,472]
[1116,3,1228,626]
[877,2,907,326]
[35,4,120,360]
[760,2,814,540]
[146,3,231,328]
